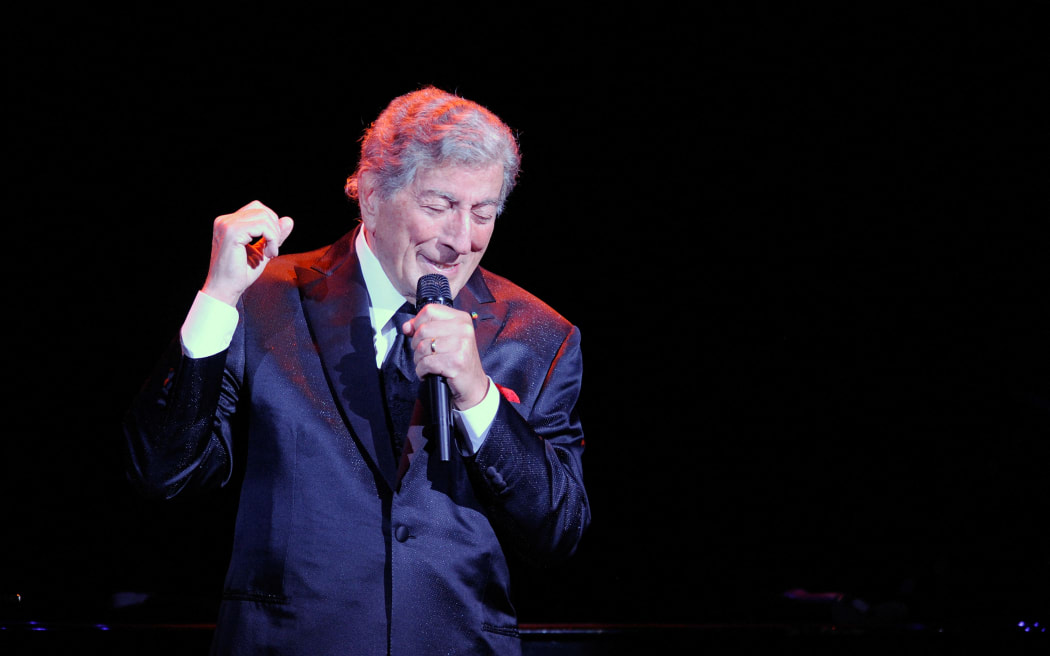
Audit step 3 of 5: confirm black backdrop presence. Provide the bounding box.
[5,4,1047,637]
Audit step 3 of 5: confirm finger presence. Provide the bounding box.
[409,330,440,363]
[235,215,285,259]
[412,337,442,364]
[239,199,278,216]
[411,330,472,371]
[260,216,294,259]
[217,205,278,244]
[277,216,295,245]
[405,302,461,336]
[246,240,266,268]
[408,306,474,345]
[412,333,488,409]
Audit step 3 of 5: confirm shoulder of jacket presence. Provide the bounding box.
[479,268,574,332]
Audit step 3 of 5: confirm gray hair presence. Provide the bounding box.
[345,87,521,215]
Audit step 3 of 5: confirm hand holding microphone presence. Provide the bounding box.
[401,274,489,460]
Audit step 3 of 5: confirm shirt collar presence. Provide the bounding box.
[354,228,409,334]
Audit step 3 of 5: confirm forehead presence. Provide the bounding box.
[409,163,504,201]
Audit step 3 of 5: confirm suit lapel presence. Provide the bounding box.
[296,228,399,491]
[454,268,499,360]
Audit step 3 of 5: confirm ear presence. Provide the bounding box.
[357,171,379,231]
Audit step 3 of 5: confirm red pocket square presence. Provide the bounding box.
[495,383,520,404]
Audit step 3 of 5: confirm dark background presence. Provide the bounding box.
[5,3,1047,643]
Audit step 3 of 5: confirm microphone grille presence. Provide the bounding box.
[416,274,452,308]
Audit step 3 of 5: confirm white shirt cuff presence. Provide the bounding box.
[453,377,499,455]
[180,291,239,358]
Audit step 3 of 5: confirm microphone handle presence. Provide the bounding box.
[431,375,452,461]
[416,274,454,462]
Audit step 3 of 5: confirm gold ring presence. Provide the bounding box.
[430,338,437,353]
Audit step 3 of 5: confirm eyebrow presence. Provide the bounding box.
[419,190,499,208]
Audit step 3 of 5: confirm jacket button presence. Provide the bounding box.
[394,525,410,542]
[485,466,506,491]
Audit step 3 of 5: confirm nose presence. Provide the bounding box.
[442,208,474,255]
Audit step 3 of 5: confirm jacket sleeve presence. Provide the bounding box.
[468,324,590,567]
[122,333,242,500]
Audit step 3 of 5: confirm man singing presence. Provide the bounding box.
[124,86,590,655]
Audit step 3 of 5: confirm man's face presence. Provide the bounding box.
[361,163,504,303]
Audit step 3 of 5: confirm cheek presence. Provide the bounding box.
[399,208,439,242]
[472,225,495,252]
[385,208,428,252]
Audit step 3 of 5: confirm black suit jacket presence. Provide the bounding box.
[124,227,590,655]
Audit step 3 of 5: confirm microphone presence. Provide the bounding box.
[415,274,454,461]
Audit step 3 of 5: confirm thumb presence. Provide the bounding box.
[277,216,294,246]
[262,216,295,259]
